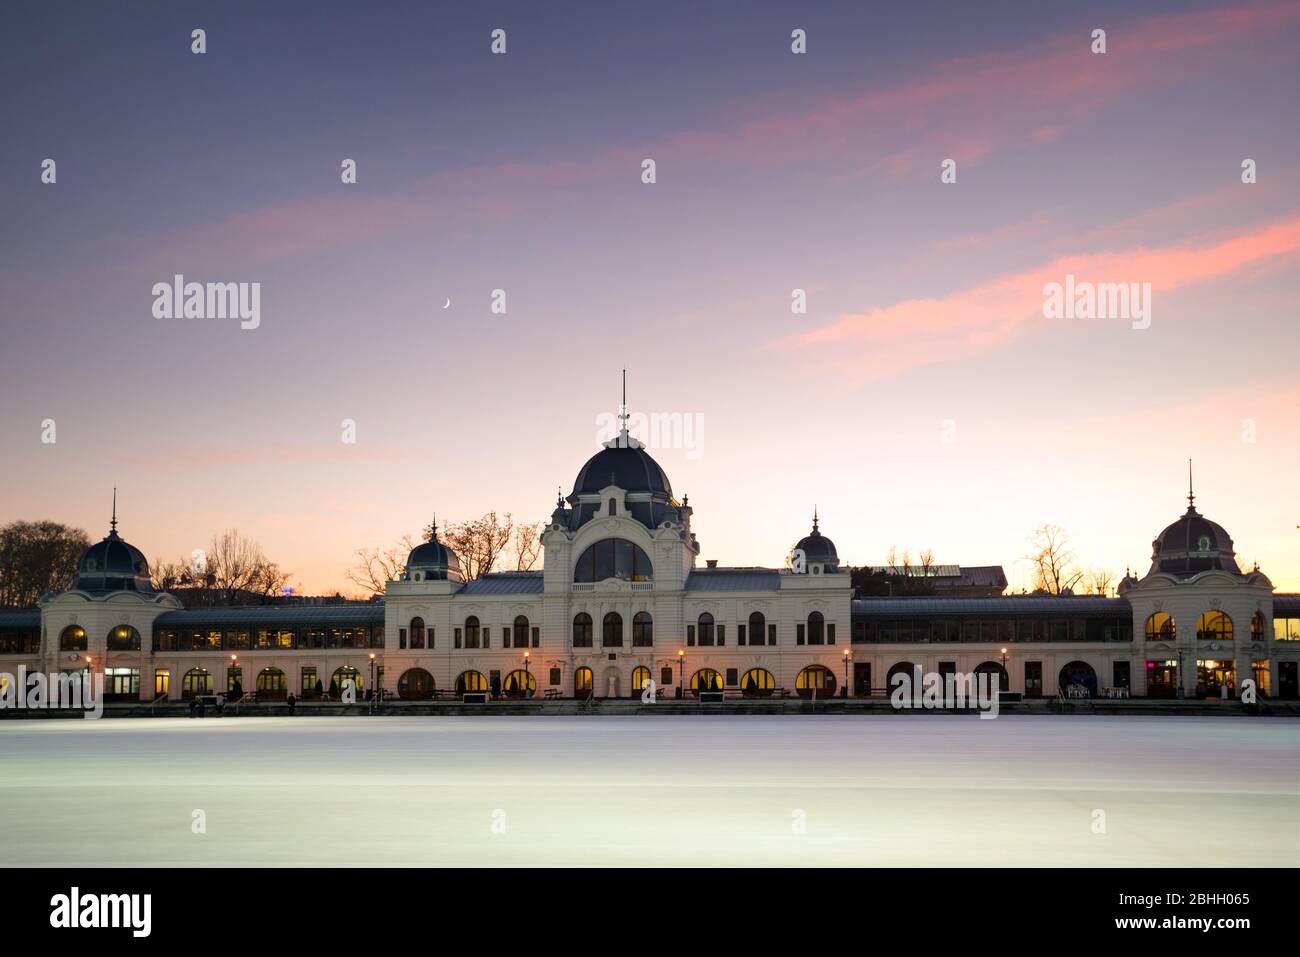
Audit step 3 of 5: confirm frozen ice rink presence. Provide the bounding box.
[0,715,1296,866]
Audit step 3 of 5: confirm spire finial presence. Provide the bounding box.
[812,505,820,534]
[556,486,564,508]
[110,487,118,534]
[430,513,437,539]
[617,368,629,444]
[1187,458,1195,510]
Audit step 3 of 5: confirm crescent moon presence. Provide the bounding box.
[442,298,451,309]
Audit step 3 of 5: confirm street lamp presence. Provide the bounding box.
[999,647,1009,695]
[842,648,851,698]
[676,649,685,699]
[523,650,531,699]
[368,653,377,711]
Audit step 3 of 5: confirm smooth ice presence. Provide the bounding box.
[0,715,1295,866]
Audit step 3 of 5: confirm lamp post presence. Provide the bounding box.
[523,650,531,699]
[999,646,1009,695]
[230,653,239,704]
[842,648,851,698]
[676,649,685,699]
[369,653,377,712]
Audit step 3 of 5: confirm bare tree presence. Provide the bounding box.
[918,548,935,574]
[0,521,90,607]
[442,512,514,581]
[1084,568,1115,597]
[1026,524,1085,594]
[346,536,417,595]
[512,521,545,571]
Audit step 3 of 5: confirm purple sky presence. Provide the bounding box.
[2,0,1298,594]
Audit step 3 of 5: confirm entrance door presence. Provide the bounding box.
[853,662,871,696]
[1278,661,1298,699]
[1024,661,1042,698]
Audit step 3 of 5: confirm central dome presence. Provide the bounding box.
[571,441,673,497]
[73,528,154,595]
[1150,504,1239,578]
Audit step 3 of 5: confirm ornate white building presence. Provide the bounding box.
[2,415,1297,705]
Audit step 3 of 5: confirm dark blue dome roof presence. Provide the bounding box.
[73,529,154,594]
[1150,504,1239,578]
[792,512,839,566]
[405,528,463,582]
[572,442,673,497]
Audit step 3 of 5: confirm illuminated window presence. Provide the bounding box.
[182,668,212,699]
[795,665,836,698]
[690,668,722,692]
[455,670,488,695]
[502,670,537,698]
[1275,617,1300,641]
[105,625,140,650]
[1195,611,1233,641]
[256,668,287,698]
[1144,612,1176,641]
[154,669,170,697]
[572,613,593,648]
[59,625,87,651]
[574,667,594,696]
[740,668,775,696]
[104,667,139,699]
[331,667,363,695]
[631,666,652,691]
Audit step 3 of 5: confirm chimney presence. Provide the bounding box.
[706,559,718,568]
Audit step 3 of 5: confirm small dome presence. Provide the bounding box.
[73,527,154,595]
[405,522,463,582]
[792,511,839,568]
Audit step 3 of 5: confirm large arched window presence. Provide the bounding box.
[456,670,488,695]
[1059,660,1097,697]
[807,612,825,646]
[631,666,653,692]
[513,615,530,649]
[502,670,537,698]
[748,612,766,646]
[398,668,434,700]
[181,668,212,700]
[572,613,593,648]
[573,539,652,582]
[690,668,722,693]
[574,667,594,697]
[106,625,141,650]
[60,625,87,651]
[697,613,715,646]
[1196,611,1233,641]
[632,611,653,647]
[796,665,836,698]
[973,660,1010,692]
[409,617,425,650]
[256,667,287,698]
[464,616,481,649]
[1144,612,1176,641]
[741,667,775,697]
[332,667,363,694]
[603,612,623,647]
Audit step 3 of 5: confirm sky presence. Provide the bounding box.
[2,0,1298,595]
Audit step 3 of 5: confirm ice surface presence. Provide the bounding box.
[0,715,1295,866]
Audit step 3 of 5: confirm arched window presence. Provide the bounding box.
[465,616,481,649]
[741,667,775,697]
[181,668,212,700]
[632,611,653,647]
[697,613,715,646]
[608,498,617,515]
[795,665,836,698]
[59,625,87,651]
[574,667,594,697]
[631,666,653,691]
[1059,660,1097,697]
[456,671,488,695]
[409,617,425,650]
[332,667,363,694]
[973,660,1010,692]
[748,612,766,646]
[106,624,141,650]
[1144,612,1176,641]
[573,538,652,582]
[690,668,722,693]
[1251,612,1265,642]
[572,613,593,648]
[807,611,825,645]
[1196,611,1233,641]
[502,670,537,698]
[603,612,623,647]
[398,668,434,700]
[256,667,286,698]
[513,616,530,649]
